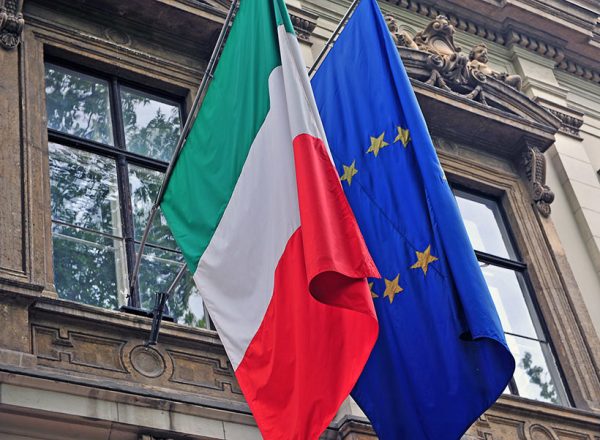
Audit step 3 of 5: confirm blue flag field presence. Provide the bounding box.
[311,0,516,438]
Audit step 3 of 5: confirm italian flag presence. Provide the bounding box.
[161,1,379,438]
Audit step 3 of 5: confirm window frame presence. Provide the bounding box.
[452,185,572,405]
[44,56,190,313]
[430,142,600,408]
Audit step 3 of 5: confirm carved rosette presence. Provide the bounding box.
[0,0,24,50]
[522,146,555,217]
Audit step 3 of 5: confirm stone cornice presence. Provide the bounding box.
[384,0,600,86]
[288,5,318,43]
[545,108,584,139]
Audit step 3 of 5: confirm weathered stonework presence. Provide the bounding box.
[1,0,599,439]
[386,14,523,105]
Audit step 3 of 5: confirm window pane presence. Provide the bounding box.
[49,143,122,236]
[45,64,114,145]
[481,264,538,339]
[121,87,181,162]
[454,191,515,259]
[506,335,566,405]
[52,223,127,309]
[129,165,177,249]
[172,271,209,329]
[137,246,208,328]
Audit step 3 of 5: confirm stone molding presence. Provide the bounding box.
[545,108,585,138]
[535,98,585,139]
[384,0,600,86]
[0,0,24,50]
[288,6,318,43]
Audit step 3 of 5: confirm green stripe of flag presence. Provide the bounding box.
[275,0,295,33]
[161,0,283,270]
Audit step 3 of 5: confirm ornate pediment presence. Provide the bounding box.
[386,14,560,130]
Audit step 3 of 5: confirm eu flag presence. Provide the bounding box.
[311,0,515,438]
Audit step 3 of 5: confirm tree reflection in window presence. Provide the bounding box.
[121,88,181,162]
[521,352,557,403]
[45,62,211,330]
[45,65,114,145]
[49,143,127,307]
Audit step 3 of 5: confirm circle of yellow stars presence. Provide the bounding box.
[369,244,439,303]
[339,125,411,186]
[337,125,439,303]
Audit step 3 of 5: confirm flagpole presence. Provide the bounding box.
[308,0,361,77]
[129,0,239,297]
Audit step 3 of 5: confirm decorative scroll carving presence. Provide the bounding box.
[0,0,24,50]
[545,108,584,138]
[522,145,555,217]
[386,15,522,106]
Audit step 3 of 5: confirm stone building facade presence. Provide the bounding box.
[0,0,599,438]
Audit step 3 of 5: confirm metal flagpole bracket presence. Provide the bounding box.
[145,263,187,346]
[129,0,239,298]
[308,0,360,77]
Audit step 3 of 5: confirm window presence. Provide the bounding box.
[454,189,569,405]
[45,61,210,329]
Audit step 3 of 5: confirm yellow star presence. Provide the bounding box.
[410,244,439,275]
[383,274,403,303]
[369,281,379,299]
[394,126,411,147]
[366,132,389,157]
[340,160,358,185]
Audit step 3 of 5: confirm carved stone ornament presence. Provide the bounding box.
[545,108,584,138]
[522,145,555,217]
[288,5,318,43]
[0,0,24,50]
[386,15,523,105]
[130,345,166,378]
